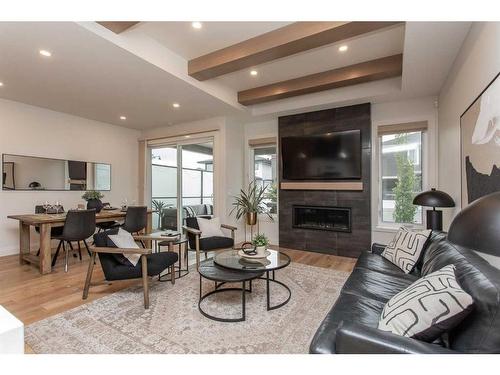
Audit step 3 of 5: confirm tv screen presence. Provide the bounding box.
[282,130,361,180]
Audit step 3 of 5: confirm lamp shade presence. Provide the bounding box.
[448,191,500,256]
[413,188,455,208]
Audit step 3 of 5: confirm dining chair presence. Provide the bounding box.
[121,206,148,247]
[52,209,96,272]
[96,202,121,232]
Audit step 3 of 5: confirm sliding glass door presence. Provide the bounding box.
[150,138,214,231]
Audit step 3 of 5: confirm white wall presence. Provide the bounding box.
[438,22,500,268]
[371,96,439,244]
[0,99,140,256]
[438,22,500,226]
[243,119,279,245]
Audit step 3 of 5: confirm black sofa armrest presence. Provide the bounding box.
[371,243,386,255]
[335,322,455,354]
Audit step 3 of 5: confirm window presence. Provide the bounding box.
[379,130,424,225]
[251,145,277,215]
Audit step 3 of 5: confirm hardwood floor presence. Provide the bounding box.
[0,246,356,353]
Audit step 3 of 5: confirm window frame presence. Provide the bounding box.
[248,140,278,221]
[377,128,428,229]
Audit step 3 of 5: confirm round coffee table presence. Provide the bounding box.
[198,259,263,322]
[214,249,292,311]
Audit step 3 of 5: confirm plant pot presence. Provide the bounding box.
[86,198,103,213]
[246,212,257,225]
[255,245,267,257]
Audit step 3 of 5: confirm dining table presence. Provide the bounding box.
[7,208,155,274]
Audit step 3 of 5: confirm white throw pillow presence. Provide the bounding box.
[108,228,141,266]
[378,264,474,342]
[381,227,431,273]
[197,217,225,238]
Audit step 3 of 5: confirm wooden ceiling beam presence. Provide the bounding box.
[237,54,403,106]
[97,22,140,34]
[188,21,402,81]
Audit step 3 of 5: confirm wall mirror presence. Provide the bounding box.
[2,154,111,191]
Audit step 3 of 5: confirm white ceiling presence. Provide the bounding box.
[0,22,239,129]
[0,21,472,130]
[135,21,290,60]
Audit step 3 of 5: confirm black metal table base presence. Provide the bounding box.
[198,277,253,322]
[198,271,291,322]
[158,266,189,282]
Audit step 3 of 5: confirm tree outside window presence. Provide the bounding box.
[380,132,423,224]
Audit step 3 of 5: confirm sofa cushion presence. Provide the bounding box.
[356,252,421,279]
[199,236,234,251]
[309,292,386,354]
[342,268,417,303]
[381,227,431,273]
[421,238,500,353]
[378,264,474,342]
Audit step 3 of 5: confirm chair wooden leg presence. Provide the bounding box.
[141,255,149,309]
[82,252,96,300]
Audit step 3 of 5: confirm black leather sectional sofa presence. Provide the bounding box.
[309,231,500,354]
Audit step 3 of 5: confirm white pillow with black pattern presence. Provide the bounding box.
[378,264,474,342]
[381,227,431,273]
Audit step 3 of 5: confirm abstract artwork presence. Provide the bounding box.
[461,73,500,207]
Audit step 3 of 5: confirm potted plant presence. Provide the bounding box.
[152,199,167,229]
[252,233,269,257]
[231,181,273,225]
[82,190,104,213]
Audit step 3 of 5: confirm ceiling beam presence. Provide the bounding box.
[188,21,402,81]
[237,54,403,106]
[97,22,139,34]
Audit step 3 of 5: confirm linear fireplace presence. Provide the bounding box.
[292,205,351,233]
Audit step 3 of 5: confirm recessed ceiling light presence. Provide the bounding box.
[191,22,202,29]
[120,116,127,120]
[184,135,191,138]
[39,49,52,57]
[0,82,3,87]
[250,70,258,76]
[173,103,180,108]
[338,45,348,52]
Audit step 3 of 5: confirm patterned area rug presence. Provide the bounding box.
[25,262,349,354]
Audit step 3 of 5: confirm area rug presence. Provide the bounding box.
[25,262,349,354]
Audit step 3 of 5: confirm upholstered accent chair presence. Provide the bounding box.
[182,217,236,269]
[83,229,178,309]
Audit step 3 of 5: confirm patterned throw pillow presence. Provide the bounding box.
[381,227,431,273]
[378,264,474,342]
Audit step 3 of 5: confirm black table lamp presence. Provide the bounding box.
[448,191,500,256]
[413,188,455,230]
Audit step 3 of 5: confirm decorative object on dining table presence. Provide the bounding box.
[82,190,104,213]
[230,181,273,241]
[412,188,455,231]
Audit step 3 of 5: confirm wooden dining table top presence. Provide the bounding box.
[8,209,155,226]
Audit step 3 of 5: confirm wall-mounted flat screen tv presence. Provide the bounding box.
[281,130,361,180]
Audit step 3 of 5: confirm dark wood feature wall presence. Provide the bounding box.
[278,103,371,258]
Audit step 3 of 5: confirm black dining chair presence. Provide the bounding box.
[52,209,96,272]
[96,202,121,232]
[121,206,148,247]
